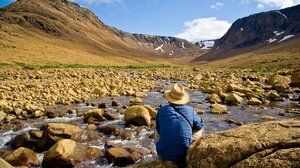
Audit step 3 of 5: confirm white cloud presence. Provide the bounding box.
[176,17,231,42]
[210,2,224,9]
[257,0,300,8]
[240,0,300,8]
[257,3,265,8]
[241,0,300,8]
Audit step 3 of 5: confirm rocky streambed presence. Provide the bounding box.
[0,68,300,168]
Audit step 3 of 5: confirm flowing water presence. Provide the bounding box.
[0,80,299,167]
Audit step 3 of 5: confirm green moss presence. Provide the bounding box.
[250,65,290,73]
[0,63,10,67]
[63,64,171,69]
[10,62,171,70]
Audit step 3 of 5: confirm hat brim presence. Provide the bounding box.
[164,90,190,105]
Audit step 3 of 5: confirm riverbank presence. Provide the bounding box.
[0,67,299,167]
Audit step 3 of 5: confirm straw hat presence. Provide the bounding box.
[164,84,190,105]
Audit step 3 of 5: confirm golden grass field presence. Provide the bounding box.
[0,0,299,69]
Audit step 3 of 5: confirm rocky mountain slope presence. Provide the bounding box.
[0,0,203,66]
[193,4,300,63]
[195,40,216,49]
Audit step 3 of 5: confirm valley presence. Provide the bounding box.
[0,0,300,168]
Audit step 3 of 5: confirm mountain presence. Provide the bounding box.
[193,4,300,65]
[0,0,203,66]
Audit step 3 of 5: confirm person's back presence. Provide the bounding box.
[155,84,204,164]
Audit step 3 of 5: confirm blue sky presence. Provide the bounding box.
[1,0,300,42]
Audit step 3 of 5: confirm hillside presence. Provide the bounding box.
[0,0,203,66]
[193,4,300,67]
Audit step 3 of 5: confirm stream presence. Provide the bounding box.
[0,80,299,167]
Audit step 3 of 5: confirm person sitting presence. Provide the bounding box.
[155,84,204,166]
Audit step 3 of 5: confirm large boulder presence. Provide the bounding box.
[42,139,103,168]
[37,123,83,150]
[269,75,291,86]
[4,147,39,167]
[187,119,300,168]
[268,75,291,92]
[124,105,156,127]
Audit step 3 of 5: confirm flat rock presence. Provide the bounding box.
[187,119,300,168]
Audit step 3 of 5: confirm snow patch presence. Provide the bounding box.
[197,40,215,49]
[169,51,174,56]
[279,34,294,42]
[267,38,277,43]
[181,42,186,49]
[155,44,164,52]
[240,28,244,31]
[273,31,284,36]
[276,11,287,19]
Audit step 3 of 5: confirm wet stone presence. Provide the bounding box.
[5,147,39,167]
[111,101,120,107]
[29,130,43,139]
[98,103,107,109]
[10,132,32,149]
[103,111,119,120]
